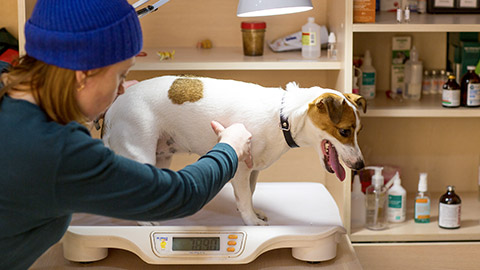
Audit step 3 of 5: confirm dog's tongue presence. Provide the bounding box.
[329,144,346,181]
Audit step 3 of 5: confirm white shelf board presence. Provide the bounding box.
[353,12,480,32]
[351,192,480,242]
[132,47,342,71]
[362,93,480,117]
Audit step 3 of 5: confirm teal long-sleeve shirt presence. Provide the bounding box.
[0,95,238,269]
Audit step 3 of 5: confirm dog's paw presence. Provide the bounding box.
[254,208,268,222]
[137,221,161,226]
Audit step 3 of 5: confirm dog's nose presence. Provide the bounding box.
[353,160,365,171]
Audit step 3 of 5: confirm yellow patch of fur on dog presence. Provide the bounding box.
[168,78,204,104]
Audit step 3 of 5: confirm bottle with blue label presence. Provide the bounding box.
[360,50,376,100]
[414,173,431,223]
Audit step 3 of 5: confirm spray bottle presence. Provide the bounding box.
[365,166,388,230]
[360,50,376,100]
[351,173,366,229]
[414,173,431,223]
[386,172,407,223]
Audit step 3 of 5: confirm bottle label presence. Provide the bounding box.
[439,203,461,228]
[442,89,460,107]
[302,32,317,46]
[414,198,430,220]
[362,72,376,86]
[388,194,402,208]
[466,83,480,106]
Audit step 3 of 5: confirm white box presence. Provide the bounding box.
[391,36,412,95]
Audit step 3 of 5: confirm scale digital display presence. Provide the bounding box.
[172,237,220,251]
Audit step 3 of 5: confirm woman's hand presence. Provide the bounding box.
[211,121,253,169]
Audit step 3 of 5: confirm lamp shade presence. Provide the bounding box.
[237,0,313,17]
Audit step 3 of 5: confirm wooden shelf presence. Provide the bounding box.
[351,191,480,242]
[353,12,480,32]
[132,47,342,71]
[362,93,480,117]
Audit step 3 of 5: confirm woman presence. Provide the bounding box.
[0,0,252,269]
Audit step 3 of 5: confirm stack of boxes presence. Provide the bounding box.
[391,36,412,96]
[448,33,480,82]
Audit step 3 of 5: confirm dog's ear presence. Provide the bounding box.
[344,93,367,113]
[315,95,344,125]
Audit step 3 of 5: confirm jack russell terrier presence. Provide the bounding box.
[103,75,366,225]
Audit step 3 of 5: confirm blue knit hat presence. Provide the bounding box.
[25,0,143,70]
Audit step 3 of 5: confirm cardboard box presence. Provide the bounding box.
[391,36,412,94]
[354,0,376,23]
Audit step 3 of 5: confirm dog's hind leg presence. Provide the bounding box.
[249,170,260,194]
[231,167,268,226]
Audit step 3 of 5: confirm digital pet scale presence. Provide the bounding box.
[63,182,346,265]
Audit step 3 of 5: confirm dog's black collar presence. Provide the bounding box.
[280,94,300,148]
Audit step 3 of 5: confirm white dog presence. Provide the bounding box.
[103,76,366,225]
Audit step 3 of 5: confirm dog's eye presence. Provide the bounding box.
[339,128,351,137]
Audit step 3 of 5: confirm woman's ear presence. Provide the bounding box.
[75,71,87,91]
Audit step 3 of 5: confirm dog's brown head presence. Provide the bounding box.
[307,92,366,181]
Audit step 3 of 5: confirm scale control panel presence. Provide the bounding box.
[151,231,246,257]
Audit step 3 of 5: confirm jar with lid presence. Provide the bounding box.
[442,75,460,108]
[460,65,480,107]
[438,185,461,229]
[241,21,266,56]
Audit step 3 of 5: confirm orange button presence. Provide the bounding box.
[228,235,238,239]
[228,241,237,246]
[227,247,235,252]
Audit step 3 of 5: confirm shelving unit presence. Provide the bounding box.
[134,47,342,71]
[351,192,480,242]
[363,94,480,117]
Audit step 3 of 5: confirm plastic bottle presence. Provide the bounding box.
[422,70,431,95]
[430,70,438,94]
[414,173,431,223]
[442,74,461,108]
[436,69,447,94]
[387,172,407,223]
[351,174,366,229]
[301,17,321,59]
[404,5,410,23]
[360,50,376,100]
[438,185,462,229]
[418,0,427,13]
[403,46,423,100]
[365,166,388,230]
[460,65,480,107]
[327,32,337,60]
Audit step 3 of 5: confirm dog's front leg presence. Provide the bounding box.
[231,167,268,226]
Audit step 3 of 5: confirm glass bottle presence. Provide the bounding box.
[422,70,431,96]
[461,65,480,107]
[438,185,461,229]
[442,75,460,108]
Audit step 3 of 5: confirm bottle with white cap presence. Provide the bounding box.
[301,17,321,59]
[414,173,431,223]
[327,32,337,60]
[387,172,407,223]
[365,166,388,230]
[351,173,366,229]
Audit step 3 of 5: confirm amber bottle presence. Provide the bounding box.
[438,185,461,229]
[460,66,480,107]
[442,75,460,108]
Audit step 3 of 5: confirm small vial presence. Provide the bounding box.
[404,6,410,23]
[396,7,403,23]
[327,32,337,60]
[438,186,461,229]
[422,70,431,95]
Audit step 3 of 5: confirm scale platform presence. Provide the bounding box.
[63,182,346,264]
